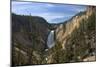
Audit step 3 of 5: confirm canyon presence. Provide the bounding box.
[12,6,96,66]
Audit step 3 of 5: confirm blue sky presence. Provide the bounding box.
[12,1,87,23]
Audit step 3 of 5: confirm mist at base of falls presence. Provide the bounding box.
[47,30,55,49]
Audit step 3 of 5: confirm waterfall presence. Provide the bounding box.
[47,30,55,48]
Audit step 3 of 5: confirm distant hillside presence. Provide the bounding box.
[12,14,51,65]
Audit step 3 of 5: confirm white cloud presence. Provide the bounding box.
[46,4,55,7]
[12,1,30,5]
[30,12,73,23]
[12,1,87,23]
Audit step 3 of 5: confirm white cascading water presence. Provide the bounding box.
[47,30,55,48]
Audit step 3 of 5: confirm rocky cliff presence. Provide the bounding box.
[46,6,96,63]
[55,6,96,50]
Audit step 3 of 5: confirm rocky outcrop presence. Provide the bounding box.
[55,6,96,50]
[53,6,96,62]
[45,6,96,63]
